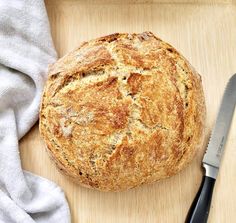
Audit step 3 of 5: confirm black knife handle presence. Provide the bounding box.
[185,176,216,223]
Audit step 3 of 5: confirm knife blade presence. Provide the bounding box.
[186,73,236,223]
[203,73,236,177]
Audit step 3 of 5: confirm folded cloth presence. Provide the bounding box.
[0,0,71,222]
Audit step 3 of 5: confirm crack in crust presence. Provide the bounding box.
[39,32,206,191]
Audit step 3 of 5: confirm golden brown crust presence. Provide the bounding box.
[39,32,206,191]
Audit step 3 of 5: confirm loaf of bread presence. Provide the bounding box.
[39,32,206,191]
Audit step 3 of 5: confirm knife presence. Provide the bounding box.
[185,73,236,223]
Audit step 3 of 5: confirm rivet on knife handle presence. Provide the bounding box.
[186,73,236,223]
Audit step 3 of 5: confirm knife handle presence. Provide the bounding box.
[185,176,216,223]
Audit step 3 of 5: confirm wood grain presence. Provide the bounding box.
[20,1,236,222]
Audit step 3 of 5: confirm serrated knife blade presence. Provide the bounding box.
[186,74,236,223]
[203,73,236,178]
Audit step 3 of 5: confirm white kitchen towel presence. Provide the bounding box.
[0,0,71,222]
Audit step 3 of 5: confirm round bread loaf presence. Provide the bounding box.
[39,32,206,191]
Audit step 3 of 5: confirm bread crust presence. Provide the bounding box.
[39,32,206,191]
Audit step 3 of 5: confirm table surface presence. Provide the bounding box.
[20,1,236,222]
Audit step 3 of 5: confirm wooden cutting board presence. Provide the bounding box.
[20,1,236,222]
